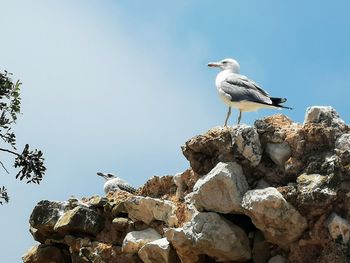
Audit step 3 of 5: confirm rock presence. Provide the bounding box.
[304,106,345,129]
[122,228,162,254]
[96,217,134,245]
[165,212,251,262]
[124,196,178,227]
[252,231,270,263]
[325,212,350,244]
[268,255,286,263]
[22,244,70,263]
[54,206,104,236]
[181,127,234,175]
[173,169,200,199]
[187,162,248,213]
[242,187,307,246]
[335,133,350,151]
[296,174,337,217]
[138,175,177,198]
[231,124,262,166]
[29,200,71,239]
[138,238,179,263]
[265,142,291,166]
[254,179,270,189]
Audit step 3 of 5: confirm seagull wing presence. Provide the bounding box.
[220,74,272,104]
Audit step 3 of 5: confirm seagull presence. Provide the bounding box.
[97,172,136,194]
[208,58,292,126]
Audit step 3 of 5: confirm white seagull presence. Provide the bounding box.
[97,172,136,194]
[208,58,292,126]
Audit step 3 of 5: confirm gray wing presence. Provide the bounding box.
[220,74,272,104]
[117,183,137,194]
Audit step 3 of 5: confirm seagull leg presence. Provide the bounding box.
[237,110,242,124]
[224,107,231,126]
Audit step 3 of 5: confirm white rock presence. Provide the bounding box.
[265,142,291,166]
[325,212,350,244]
[122,228,161,254]
[268,255,286,263]
[165,212,251,262]
[124,196,178,227]
[242,187,307,246]
[231,124,262,166]
[335,133,350,151]
[303,106,345,127]
[187,162,249,214]
[138,238,177,263]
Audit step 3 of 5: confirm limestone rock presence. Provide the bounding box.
[181,127,234,175]
[138,175,177,198]
[231,124,262,166]
[54,206,104,236]
[122,228,162,254]
[242,187,307,246]
[325,212,350,244]
[173,169,200,199]
[187,162,248,213]
[22,244,69,263]
[335,133,350,151]
[252,231,270,263]
[296,174,337,217]
[268,255,286,263]
[138,238,179,263]
[124,196,178,226]
[165,212,251,262]
[304,106,345,129]
[29,200,71,239]
[265,142,291,166]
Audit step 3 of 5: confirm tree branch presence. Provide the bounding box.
[0,160,9,174]
[0,147,19,156]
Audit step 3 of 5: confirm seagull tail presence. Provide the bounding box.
[270,97,293,110]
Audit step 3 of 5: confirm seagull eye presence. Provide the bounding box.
[222,61,228,64]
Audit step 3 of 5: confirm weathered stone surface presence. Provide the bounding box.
[231,124,262,166]
[22,244,69,263]
[124,196,178,226]
[242,187,307,246]
[138,175,177,198]
[187,162,248,213]
[174,169,200,199]
[96,217,134,245]
[138,238,179,263]
[29,200,71,239]
[268,255,286,263]
[325,212,350,244]
[181,127,234,175]
[122,228,162,254]
[335,133,350,151]
[252,231,270,263]
[296,174,337,217]
[165,212,251,262]
[54,206,104,236]
[304,106,345,129]
[265,142,291,166]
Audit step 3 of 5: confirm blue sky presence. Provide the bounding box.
[0,1,350,261]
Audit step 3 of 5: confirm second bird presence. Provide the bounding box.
[208,58,291,126]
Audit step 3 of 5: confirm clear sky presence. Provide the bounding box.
[1,1,350,261]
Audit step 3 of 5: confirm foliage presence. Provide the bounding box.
[0,70,46,204]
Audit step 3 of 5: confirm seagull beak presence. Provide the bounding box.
[208,62,221,67]
[97,172,104,177]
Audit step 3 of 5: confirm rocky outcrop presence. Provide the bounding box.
[23,106,350,263]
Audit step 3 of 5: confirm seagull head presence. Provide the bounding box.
[97,172,117,181]
[208,58,240,73]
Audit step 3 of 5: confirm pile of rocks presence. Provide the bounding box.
[23,106,350,263]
